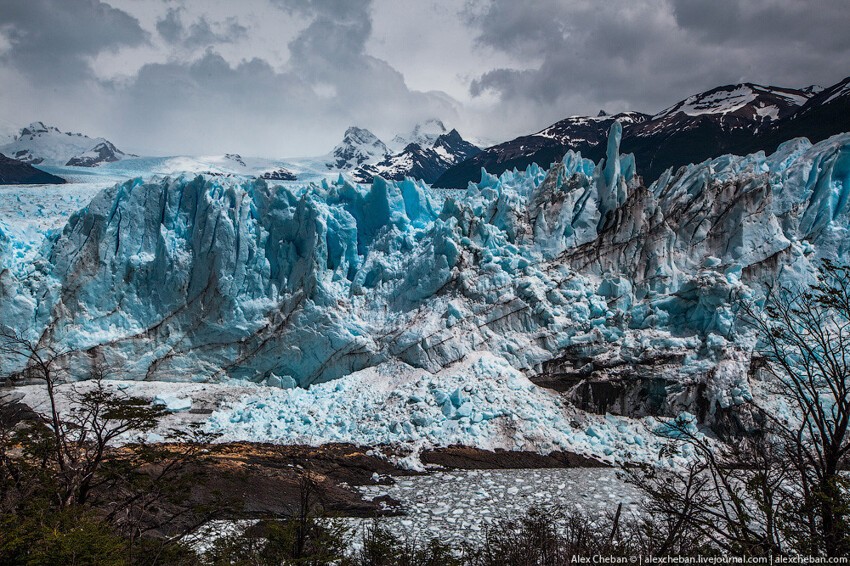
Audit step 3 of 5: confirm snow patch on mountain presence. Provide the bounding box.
[655,84,806,119]
[534,112,648,143]
[823,78,850,105]
[645,84,813,137]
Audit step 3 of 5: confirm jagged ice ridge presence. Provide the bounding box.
[2,124,850,463]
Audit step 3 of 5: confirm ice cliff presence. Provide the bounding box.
[2,125,850,440]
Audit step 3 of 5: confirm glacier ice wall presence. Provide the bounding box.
[2,125,850,431]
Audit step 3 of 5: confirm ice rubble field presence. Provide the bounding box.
[204,353,670,467]
[13,353,683,468]
[2,126,850,464]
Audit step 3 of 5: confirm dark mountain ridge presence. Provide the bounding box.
[0,153,66,185]
[435,77,850,188]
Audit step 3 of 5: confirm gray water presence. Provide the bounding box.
[348,468,642,548]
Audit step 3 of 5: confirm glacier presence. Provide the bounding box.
[2,124,850,460]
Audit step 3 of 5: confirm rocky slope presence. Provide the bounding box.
[0,153,66,185]
[259,168,297,181]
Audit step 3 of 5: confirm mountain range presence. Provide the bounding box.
[351,128,480,184]
[434,75,850,188]
[325,120,482,184]
[3,75,849,189]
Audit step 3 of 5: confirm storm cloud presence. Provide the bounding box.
[0,0,147,83]
[156,8,248,49]
[466,0,850,130]
[0,0,847,156]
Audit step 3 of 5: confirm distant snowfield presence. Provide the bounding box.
[12,352,689,470]
[40,154,335,184]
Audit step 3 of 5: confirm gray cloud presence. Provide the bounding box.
[116,51,328,155]
[1,0,848,157]
[0,0,147,84]
[110,0,458,156]
[466,0,850,128]
[285,0,373,73]
[156,8,247,49]
[672,0,850,52]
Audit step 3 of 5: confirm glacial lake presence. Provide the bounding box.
[345,468,643,548]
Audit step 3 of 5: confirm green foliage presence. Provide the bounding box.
[205,518,349,566]
[128,538,202,566]
[0,507,126,566]
[345,519,461,566]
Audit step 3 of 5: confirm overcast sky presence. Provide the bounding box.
[1,0,848,157]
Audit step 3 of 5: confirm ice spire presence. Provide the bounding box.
[596,121,629,231]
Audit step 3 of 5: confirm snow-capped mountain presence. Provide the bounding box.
[638,83,808,135]
[325,126,389,170]
[432,128,481,164]
[352,129,480,183]
[0,153,65,185]
[352,143,442,183]
[0,122,129,167]
[752,76,850,154]
[617,83,816,181]
[534,111,649,144]
[815,76,850,105]
[436,77,850,188]
[434,112,648,188]
[389,119,449,151]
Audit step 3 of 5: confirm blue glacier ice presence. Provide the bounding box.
[2,123,850,458]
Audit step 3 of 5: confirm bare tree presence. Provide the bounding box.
[0,327,68,491]
[625,424,792,556]
[743,259,850,556]
[627,260,850,557]
[0,327,221,563]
